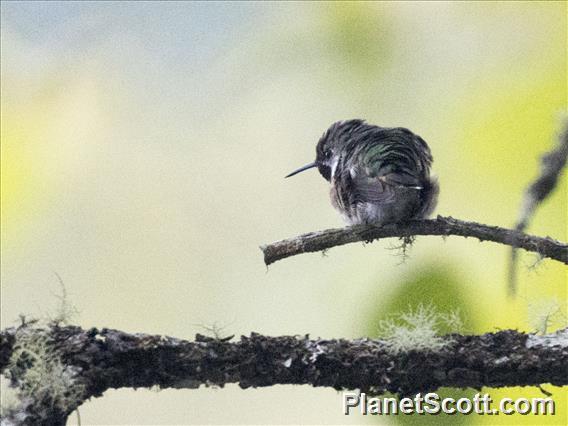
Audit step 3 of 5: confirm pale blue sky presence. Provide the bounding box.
[1,1,271,70]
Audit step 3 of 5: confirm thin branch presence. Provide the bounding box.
[509,121,568,296]
[514,122,568,232]
[261,215,568,266]
[1,324,567,425]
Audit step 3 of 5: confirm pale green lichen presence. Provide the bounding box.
[0,373,20,418]
[438,309,465,333]
[377,304,462,354]
[4,326,86,415]
[527,298,567,335]
[194,320,233,340]
[48,272,79,326]
[1,278,84,419]
[386,235,416,264]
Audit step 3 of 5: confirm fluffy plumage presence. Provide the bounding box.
[316,119,438,225]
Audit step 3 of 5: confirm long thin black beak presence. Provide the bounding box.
[285,162,317,178]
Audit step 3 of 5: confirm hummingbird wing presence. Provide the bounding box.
[341,128,433,204]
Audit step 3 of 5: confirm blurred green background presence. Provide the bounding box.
[1,1,566,425]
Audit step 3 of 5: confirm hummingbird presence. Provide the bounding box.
[286,119,438,226]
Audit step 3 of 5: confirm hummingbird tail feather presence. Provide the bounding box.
[417,176,439,219]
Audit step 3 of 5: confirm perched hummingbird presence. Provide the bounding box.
[286,119,438,226]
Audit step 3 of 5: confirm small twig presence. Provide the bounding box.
[514,122,568,233]
[509,121,568,296]
[261,216,568,266]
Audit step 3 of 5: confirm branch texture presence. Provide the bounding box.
[509,121,568,295]
[1,325,567,425]
[261,215,568,266]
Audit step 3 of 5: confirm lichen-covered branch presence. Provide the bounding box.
[1,324,567,425]
[261,215,568,266]
[509,121,568,295]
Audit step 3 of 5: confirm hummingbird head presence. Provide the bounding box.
[286,119,366,181]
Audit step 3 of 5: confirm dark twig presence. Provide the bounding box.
[1,324,567,425]
[509,121,568,296]
[261,215,568,266]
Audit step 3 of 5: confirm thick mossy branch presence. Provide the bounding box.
[261,215,568,266]
[1,325,567,424]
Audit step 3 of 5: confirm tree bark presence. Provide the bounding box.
[1,324,567,425]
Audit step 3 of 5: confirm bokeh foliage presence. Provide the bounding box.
[1,1,566,424]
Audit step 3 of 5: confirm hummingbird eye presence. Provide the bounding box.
[324,149,332,159]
